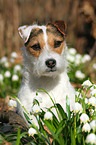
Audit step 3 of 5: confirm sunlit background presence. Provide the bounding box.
[0,1,96,144]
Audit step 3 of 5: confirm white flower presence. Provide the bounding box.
[85,98,89,104]
[88,97,96,106]
[0,56,7,63]
[75,91,82,99]
[0,74,4,82]
[11,52,18,58]
[82,54,91,63]
[4,61,10,68]
[72,102,83,113]
[90,109,94,116]
[75,58,81,66]
[75,70,85,79]
[82,80,92,88]
[44,111,53,120]
[80,113,89,124]
[12,74,19,81]
[8,100,17,108]
[93,63,96,70]
[68,48,77,55]
[90,84,96,91]
[66,53,75,63]
[75,54,82,66]
[14,65,22,72]
[90,120,96,130]
[28,128,37,136]
[33,96,42,103]
[90,89,96,97]
[4,71,11,78]
[85,133,96,144]
[76,53,82,59]
[82,123,91,132]
[31,104,41,114]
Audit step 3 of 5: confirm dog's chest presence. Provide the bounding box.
[18,72,73,113]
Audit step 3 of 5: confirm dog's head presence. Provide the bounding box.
[18,21,67,77]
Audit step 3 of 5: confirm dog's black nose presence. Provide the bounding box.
[45,59,56,68]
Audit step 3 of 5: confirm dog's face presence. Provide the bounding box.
[18,21,67,77]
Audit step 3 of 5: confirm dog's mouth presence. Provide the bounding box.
[46,68,56,72]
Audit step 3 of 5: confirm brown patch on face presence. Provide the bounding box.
[25,28,45,58]
[46,25,66,54]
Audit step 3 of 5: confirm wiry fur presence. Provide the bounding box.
[17,24,75,123]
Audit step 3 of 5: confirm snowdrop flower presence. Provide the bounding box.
[90,120,96,130]
[85,133,96,144]
[68,48,77,55]
[90,109,94,116]
[4,61,10,68]
[0,56,7,63]
[44,111,53,120]
[75,70,85,79]
[75,54,82,65]
[90,84,96,91]
[88,97,96,106]
[14,65,22,72]
[72,102,83,113]
[82,123,91,132]
[80,113,89,124]
[28,128,37,136]
[8,100,17,108]
[0,74,4,82]
[4,71,11,78]
[75,58,81,66]
[75,54,82,59]
[11,52,18,58]
[12,74,19,81]
[90,89,96,97]
[82,54,91,63]
[66,53,75,63]
[75,91,82,99]
[82,80,92,88]
[85,98,89,104]
[93,63,96,70]
[33,96,42,103]
[31,104,41,114]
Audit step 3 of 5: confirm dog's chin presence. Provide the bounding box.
[39,68,62,77]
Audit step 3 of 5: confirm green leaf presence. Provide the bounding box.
[47,109,59,128]
[56,103,67,120]
[43,120,60,144]
[71,127,76,145]
[23,111,32,124]
[56,119,66,135]
[16,128,20,145]
[66,95,71,119]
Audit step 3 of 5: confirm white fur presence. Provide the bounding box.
[17,25,75,124]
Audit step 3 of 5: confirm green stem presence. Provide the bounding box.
[74,115,76,139]
[83,136,85,145]
[11,95,29,115]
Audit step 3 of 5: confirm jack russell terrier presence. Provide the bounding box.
[17,20,75,123]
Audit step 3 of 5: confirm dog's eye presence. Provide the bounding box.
[54,41,63,48]
[30,43,41,51]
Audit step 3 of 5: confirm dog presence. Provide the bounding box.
[17,20,75,123]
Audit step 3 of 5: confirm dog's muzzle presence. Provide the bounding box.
[45,59,56,72]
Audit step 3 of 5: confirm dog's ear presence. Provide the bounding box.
[48,20,67,36]
[18,25,32,43]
